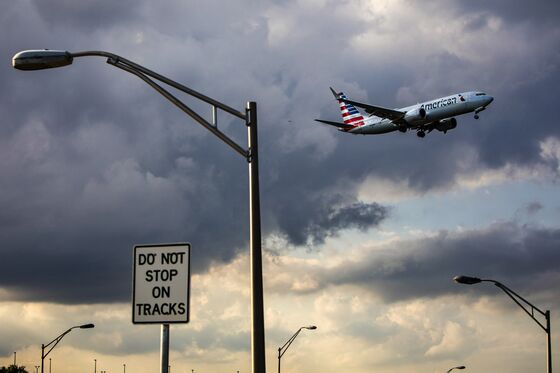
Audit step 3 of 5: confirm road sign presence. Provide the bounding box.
[132,243,191,324]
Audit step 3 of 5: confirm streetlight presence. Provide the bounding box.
[454,275,552,373]
[13,48,266,373]
[277,326,317,373]
[446,365,466,373]
[40,323,95,373]
[94,359,97,373]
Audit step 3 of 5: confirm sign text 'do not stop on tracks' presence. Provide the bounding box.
[132,243,190,324]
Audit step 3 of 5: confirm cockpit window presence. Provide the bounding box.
[476,93,486,96]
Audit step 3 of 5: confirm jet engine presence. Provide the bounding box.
[404,107,427,123]
[435,118,457,132]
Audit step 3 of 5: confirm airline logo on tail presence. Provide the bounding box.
[332,88,365,127]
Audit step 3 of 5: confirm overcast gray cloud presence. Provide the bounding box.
[1,0,559,311]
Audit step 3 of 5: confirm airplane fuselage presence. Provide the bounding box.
[348,91,493,135]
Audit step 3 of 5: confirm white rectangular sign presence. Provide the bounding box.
[132,243,191,324]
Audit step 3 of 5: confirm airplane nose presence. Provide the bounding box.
[487,96,494,104]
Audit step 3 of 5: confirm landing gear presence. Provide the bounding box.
[417,131,426,138]
[474,106,486,120]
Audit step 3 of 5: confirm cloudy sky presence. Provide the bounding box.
[1,0,560,372]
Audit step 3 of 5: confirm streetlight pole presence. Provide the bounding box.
[94,359,97,373]
[49,358,51,373]
[13,49,266,373]
[277,326,317,373]
[39,323,95,373]
[454,275,551,373]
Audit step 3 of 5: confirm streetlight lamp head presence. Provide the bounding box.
[305,325,317,330]
[12,50,73,71]
[79,323,95,329]
[456,366,466,370]
[453,275,482,285]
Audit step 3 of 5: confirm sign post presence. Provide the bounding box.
[133,243,191,373]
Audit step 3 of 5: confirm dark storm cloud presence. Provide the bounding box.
[1,0,560,306]
[275,197,388,246]
[314,222,560,305]
[313,202,387,239]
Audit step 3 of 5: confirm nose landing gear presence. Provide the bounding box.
[474,106,486,120]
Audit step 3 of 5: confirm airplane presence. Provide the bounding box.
[315,88,494,138]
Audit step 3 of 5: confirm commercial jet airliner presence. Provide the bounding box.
[315,88,494,138]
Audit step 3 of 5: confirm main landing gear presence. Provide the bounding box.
[417,130,426,138]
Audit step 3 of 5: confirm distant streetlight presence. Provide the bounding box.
[454,275,552,373]
[13,48,265,373]
[277,326,317,373]
[123,364,126,373]
[49,358,51,373]
[446,365,466,372]
[94,359,97,373]
[41,323,95,373]
[35,366,40,373]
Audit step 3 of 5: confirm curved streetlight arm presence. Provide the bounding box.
[278,328,302,359]
[108,58,247,158]
[68,51,249,159]
[70,51,246,120]
[42,327,74,359]
[13,50,249,159]
[484,280,549,332]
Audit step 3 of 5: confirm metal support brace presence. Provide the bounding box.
[212,105,218,128]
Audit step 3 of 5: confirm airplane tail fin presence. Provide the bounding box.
[330,87,365,127]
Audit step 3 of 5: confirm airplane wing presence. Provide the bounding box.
[340,98,405,121]
[314,119,355,129]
